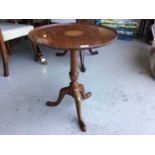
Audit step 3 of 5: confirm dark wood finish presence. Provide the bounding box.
[56,49,86,72]
[29,23,117,72]
[55,49,98,72]
[0,30,9,76]
[28,23,117,131]
[56,50,68,56]
[77,19,99,70]
[47,50,92,131]
[79,50,86,72]
[76,20,98,71]
[32,42,43,61]
[55,19,96,67]
[32,42,47,64]
[28,23,117,50]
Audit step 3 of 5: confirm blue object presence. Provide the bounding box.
[96,19,138,41]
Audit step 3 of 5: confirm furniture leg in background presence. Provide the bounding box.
[56,49,98,72]
[55,50,68,56]
[0,31,9,76]
[32,42,47,64]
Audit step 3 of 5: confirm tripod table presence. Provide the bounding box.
[28,23,117,132]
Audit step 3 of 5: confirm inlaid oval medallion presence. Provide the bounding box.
[64,30,84,37]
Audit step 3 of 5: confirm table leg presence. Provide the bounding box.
[47,49,92,132]
[79,50,86,72]
[73,88,86,131]
[79,84,92,99]
[47,86,70,106]
[89,49,98,55]
[32,42,47,64]
[56,50,68,56]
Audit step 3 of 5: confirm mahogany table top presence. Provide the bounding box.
[28,23,117,50]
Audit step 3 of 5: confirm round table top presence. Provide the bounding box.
[28,23,118,50]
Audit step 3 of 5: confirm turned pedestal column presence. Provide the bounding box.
[47,50,92,131]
